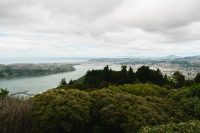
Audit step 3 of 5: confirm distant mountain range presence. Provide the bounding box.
[175,55,200,64]
[158,55,181,59]
[88,55,200,65]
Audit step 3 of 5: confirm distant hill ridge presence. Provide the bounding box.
[88,55,200,63]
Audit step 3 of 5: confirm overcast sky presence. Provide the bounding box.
[0,0,200,58]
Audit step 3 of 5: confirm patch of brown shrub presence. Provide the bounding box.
[0,97,32,133]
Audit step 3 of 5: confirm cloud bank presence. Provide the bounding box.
[0,0,200,57]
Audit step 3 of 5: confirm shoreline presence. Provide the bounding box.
[0,69,76,81]
[0,63,78,80]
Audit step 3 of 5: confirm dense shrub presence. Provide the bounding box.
[136,66,165,86]
[30,87,186,133]
[173,71,185,88]
[0,97,32,133]
[0,88,9,97]
[169,84,200,119]
[195,73,200,83]
[108,83,169,97]
[140,120,200,133]
[31,89,92,133]
[5,83,198,133]
[90,89,186,133]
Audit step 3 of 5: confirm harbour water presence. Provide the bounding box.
[0,61,121,94]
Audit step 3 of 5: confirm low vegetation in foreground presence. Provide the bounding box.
[140,120,200,133]
[1,65,200,133]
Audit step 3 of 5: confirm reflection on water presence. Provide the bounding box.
[0,64,121,94]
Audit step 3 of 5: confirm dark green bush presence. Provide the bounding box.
[30,83,200,133]
[2,75,200,133]
[108,83,169,97]
[90,89,185,133]
[31,89,92,133]
[169,84,200,119]
[140,120,200,133]
[0,89,9,97]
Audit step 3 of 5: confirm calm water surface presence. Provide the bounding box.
[0,64,121,94]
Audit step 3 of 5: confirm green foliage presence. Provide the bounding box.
[108,83,169,97]
[187,84,200,97]
[173,71,185,88]
[185,79,195,87]
[136,66,152,83]
[102,65,111,82]
[30,84,189,133]
[72,65,169,89]
[0,88,9,97]
[128,66,136,83]
[31,89,92,133]
[195,73,200,83]
[76,65,137,88]
[119,65,129,84]
[3,62,200,133]
[136,66,164,86]
[58,78,67,87]
[66,65,200,90]
[169,84,200,119]
[68,79,74,85]
[90,89,185,133]
[140,120,200,133]
[84,70,105,88]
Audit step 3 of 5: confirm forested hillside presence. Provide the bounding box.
[1,65,200,133]
[62,65,200,89]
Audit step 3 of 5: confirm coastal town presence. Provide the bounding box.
[87,56,200,79]
[0,63,76,78]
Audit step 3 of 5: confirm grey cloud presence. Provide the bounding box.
[0,0,200,57]
[43,0,123,19]
[112,0,200,31]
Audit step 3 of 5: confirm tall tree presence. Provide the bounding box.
[0,88,9,97]
[136,65,152,83]
[119,65,128,84]
[128,66,135,83]
[103,65,110,82]
[58,78,67,87]
[84,70,104,88]
[194,73,200,83]
[152,69,164,86]
[173,71,185,88]
[68,79,74,85]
